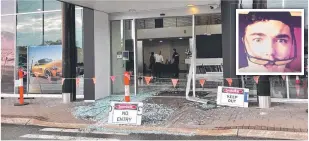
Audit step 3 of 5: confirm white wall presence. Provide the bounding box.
[94,11,111,100]
[125,24,221,39]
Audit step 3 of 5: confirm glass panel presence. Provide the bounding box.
[76,7,83,49]
[76,7,84,95]
[17,0,42,13]
[44,0,61,11]
[17,13,43,94]
[270,76,287,98]
[124,19,135,94]
[110,20,125,94]
[1,0,16,94]
[288,76,307,99]
[194,14,223,91]
[17,13,43,46]
[44,11,62,45]
[1,0,16,15]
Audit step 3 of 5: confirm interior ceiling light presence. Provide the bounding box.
[187,4,195,7]
[160,40,163,42]
[179,37,183,39]
[37,9,41,11]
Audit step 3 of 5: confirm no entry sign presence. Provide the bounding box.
[108,102,143,125]
[217,86,249,108]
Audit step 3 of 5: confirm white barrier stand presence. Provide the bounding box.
[108,102,143,125]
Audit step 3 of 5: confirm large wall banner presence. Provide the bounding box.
[28,45,62,94]
[1,0,16,94]
[236,9,304,75]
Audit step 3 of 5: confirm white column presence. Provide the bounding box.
[192,15,196,97]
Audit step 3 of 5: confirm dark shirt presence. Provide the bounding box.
[172,52,179,64]
[150,55,155,64]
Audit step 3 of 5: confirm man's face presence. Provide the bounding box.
[243,20,294,71]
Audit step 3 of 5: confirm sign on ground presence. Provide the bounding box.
[108,102,143,125]
[217,86,249,108]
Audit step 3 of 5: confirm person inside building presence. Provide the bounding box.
[154,51,164,78]
[239,11,298,73]
[172,48,180,78]
[149,52,155,77]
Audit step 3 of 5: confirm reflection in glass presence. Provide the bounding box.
[76,7,83,74]
[17,0,42,13]
[110,20,124,94]
[270,76,287,98]
[76,7,83,49]
[1,0,16,15]
[44,0,61,11]
[288,76,307,99]
[1,15,16,94]
[75,7,84,95]
[44,11,62,45]
[17,13,43,46]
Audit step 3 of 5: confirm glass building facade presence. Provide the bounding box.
[1,0,307,101]
[1,0,83,94]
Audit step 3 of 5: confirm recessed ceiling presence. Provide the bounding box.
[59,0,220,13]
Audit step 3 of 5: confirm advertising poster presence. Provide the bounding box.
[28,45,62,94]
[236,9,304,75]
[1,0,16,94]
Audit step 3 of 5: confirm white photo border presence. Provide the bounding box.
[236,9,305,76]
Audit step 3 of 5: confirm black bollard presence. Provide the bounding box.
[257,75,271,108]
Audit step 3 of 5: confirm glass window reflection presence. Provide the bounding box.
[17,13,43,46]
[17,0,42,13]
[44,0,61,11]
[44,11,62,45]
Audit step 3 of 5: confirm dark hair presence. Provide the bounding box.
[245,12,292,25]
[173,48,176,52]
[243,12,294,36]
[151,52,154,55]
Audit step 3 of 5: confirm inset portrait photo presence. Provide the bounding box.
[236,9,304,75]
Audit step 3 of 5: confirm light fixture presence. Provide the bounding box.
[179,37,183,39]
[160,40,163,43]
[187,4,194,7]
[37,9,41,11]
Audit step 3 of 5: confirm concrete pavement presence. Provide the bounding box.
[1,94,308,140]
[1,97,93,124]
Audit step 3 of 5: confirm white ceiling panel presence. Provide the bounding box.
[59,0,220,13]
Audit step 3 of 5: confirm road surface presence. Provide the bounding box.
[1,124,281,140]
